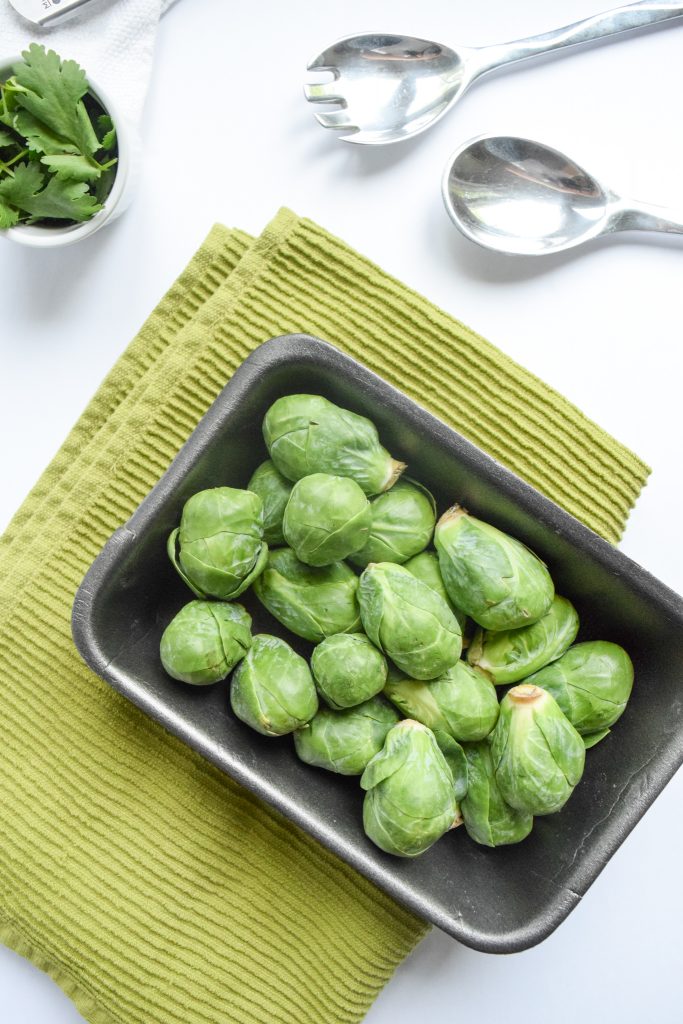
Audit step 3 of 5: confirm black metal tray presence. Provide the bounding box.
[72,334,683,953]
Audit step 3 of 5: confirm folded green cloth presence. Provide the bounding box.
[0,209,649,1024]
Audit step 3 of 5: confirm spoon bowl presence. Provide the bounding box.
[442,134,683,256]
[442,137,613,256]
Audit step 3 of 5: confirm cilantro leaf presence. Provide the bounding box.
[19,174,102,222]
[0,161,44,207]
[12,108,79,156]
[12,44,99,158]
[41,153,102,181]
[0,199,19,228]
[96,114,116,152]
[0,129,15,148]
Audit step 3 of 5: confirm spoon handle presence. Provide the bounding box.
[474,2,683,77]
[615,200,683,235]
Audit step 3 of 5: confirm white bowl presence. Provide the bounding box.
[0,55,140,248]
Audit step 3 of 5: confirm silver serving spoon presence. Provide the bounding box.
[305,2,683,145]
[442,135,683,256]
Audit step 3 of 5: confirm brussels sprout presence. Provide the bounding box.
[526,641,634,735]
[168,487,267,600]
[433,730,469,802]
[349,480,436,568]
[230,634,318,736]
[361,720,461,857]
[311,633,388,709]
[435,506,554,630]
[359,562,462,680]
[294,696,399,775]
[160,600,251,685]
[403,550,469,638]
[252,547,360,642]
[384,661,498,742]
[490,684,585,816]
[282,473,371,566]
[468,595,579,685]
[263,394,405,495]
[461,742,534,847]
[247,460,292,546]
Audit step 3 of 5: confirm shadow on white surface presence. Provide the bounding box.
[0,944,86,1023]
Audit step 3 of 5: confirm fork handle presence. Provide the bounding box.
[473,1,683,77]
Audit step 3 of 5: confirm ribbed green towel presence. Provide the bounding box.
[0,209,648,1024]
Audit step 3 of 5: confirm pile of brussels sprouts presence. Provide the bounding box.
[160,394,634,858]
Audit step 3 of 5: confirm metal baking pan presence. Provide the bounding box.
[72,334,683,952]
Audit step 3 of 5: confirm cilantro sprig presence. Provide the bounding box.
[0,44,117,229]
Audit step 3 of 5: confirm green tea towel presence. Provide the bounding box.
[0,208,649,1024]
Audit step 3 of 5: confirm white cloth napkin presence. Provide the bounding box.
[0,0,180,127]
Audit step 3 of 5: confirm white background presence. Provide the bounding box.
[1,1,683,1021]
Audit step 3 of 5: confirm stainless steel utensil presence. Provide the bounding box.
[305,2,683,145]
[441,134,683,256]
[8,0,105,27]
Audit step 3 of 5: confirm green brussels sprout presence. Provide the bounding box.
[282,473,371,566]
[263,394,405,495]
[461,741,534,847]
[526,641,634,735]
[160,600,252,685]
[403,550,469,638]
[434,506,554,630]
[311,633,388,709]
[294,696,399,775]
[252,547,360,642]
[230,634,318,736]
[359,562,462,680]
[490,684,585,816]
[361,720,461,857]
[432,730,469,802]
[468,595,579,685]
[168,487,267,600]
[349,480,436,568]
[384,661,499,742]
[247,460,292,546]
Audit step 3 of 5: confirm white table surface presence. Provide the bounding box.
[2,1,683,1021]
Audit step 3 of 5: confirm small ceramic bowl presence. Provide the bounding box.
[0,55,140,248]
